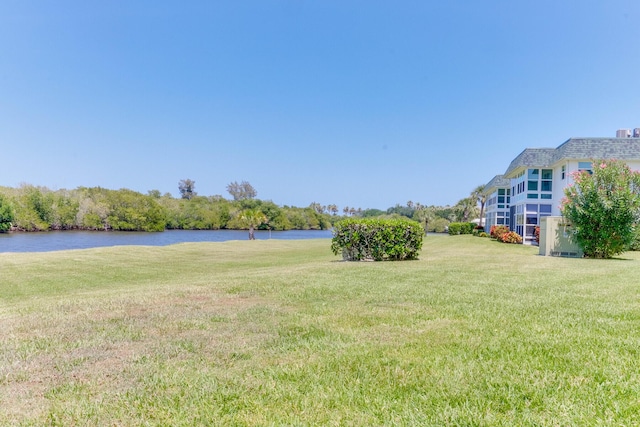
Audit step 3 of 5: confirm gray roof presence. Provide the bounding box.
[503,148,555,177]
[483,175,510,194]
[503,138,640,177]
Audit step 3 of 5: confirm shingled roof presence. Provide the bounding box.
[554,138,640,160]
[483,174,510,194]
[503,138,640,177]
[504,148,556,177]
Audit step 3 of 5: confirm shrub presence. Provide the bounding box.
[628,226,640,251]
[448,223,461,235]
[331,218,424,261]
[489,225,509,240]
[562,159,640,258]
[477,232,489,238]
[500,231,523,244]
[448,222,474,235]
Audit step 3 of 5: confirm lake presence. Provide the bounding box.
[0,229,334,253]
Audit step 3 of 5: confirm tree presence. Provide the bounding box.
[413,205,435,232]
[178,179,197,200]
[0,194,15,232]
[310,202,324,214]
[471,184,487,227]
[561,159,640,258]
[240,209,267,240]
[227,181,257,201]
[452,197,478,222]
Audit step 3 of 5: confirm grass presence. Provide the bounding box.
[1,235,640,426]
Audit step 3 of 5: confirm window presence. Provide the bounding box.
[528,181,538,191]
[541,181,552,192]
[578,162,593,174]
[541,169,552,180]
[541,194,552,199]
[527,193,539,199]
[528,169,539,179]
[498,189,505,195]
[561,165,566,180]
[540,204,552,213]
[578,161,592,169]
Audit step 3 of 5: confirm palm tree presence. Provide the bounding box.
[471,184,487,227]
[453,197,478,222]
[240,209,267,240]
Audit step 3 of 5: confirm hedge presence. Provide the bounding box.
[448,222,475,235]
[331,218,424,261]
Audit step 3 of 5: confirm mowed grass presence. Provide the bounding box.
[1,235,640,426]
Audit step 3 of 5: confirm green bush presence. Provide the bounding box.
[331,218,424,261]
[562,159,640,258]
[627,226,640,251]
[448,222,474,235]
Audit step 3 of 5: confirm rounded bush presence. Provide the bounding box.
[331,218,424,261]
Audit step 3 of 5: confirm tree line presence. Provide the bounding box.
[0,179,485,234]
[0,183,333,233]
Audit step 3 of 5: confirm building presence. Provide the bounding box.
[482,175,511,231]
[484,136,640,244]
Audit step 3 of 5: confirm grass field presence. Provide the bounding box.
[1,235,640,426]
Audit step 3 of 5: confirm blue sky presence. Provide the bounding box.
[2,1,640,210]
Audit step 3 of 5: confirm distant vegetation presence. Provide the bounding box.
[0,180,477,233]
[0,184,332,233]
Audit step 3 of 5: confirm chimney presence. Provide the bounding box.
[616,129,631,138]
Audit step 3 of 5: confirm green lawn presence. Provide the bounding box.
[1,235,639,426]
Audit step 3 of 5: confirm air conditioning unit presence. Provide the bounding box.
[617,129,632,138]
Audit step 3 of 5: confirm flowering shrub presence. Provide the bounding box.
[562,159,640,258]
[489,225,509,240]
[499,231,523,244]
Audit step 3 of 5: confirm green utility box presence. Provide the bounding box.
[539,216,583,258]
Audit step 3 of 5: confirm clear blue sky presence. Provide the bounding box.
[2,1,640,210]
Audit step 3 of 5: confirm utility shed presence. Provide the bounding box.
[539,216,583,258]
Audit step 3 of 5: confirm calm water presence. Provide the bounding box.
[0,229,334,253]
